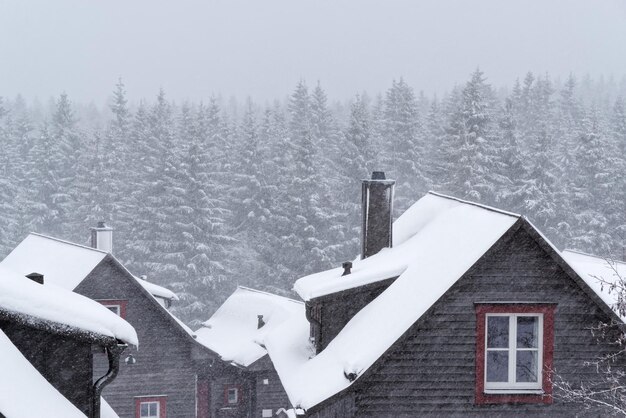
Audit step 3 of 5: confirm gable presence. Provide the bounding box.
[331,223,623,417]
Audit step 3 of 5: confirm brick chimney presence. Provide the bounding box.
[361,171,395,259]
[90,221,113,253]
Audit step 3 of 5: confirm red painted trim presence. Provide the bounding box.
[223,384,242,405]
[134,396,167,418]
[475,304,556,405]
[97,299,128,319]
[197,378,210,418]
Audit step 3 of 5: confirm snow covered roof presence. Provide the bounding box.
[195,286,303,367]
[562,249,626,321]
[1,233,107,290]
[0,329,87,418]
[294,192,520,301]
[0,265,138,346]
[1,233,180,301]
[267,192,520,410]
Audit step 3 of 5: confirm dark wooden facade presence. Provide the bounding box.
[0,312,118,416]
[305,219,626,417]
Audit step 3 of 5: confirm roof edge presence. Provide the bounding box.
[236,286,304,305]
[427,191,521,218]
[29,232,108,254]
[562,248,626,266]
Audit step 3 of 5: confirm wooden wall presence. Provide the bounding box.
[308,224,626,417]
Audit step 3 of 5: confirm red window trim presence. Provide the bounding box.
[475,304,556,405]
[134,396,167,418]
[223,385,242,405]
[97,299,128,319]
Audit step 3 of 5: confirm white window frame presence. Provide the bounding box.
[139,401,160,418]
[104,304,121,316]
[227,387,239,404]
[484,313,543,392]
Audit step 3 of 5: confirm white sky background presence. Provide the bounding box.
[1,0,625,104]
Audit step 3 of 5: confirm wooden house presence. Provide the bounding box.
[0,264,137,418]
[0,230,223,418]
[263,172,626,417]
[195,287,302,418]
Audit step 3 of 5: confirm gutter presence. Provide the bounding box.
[92,342,127,418]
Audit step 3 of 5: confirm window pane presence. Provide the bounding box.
[486,351,509,382]
[149,403,157,415]
[516,350,539,382]
[140,404,149,416]
[517,316,538,348]
[487,316,509,348]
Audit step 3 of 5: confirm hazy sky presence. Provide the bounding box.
[1,0,626,104]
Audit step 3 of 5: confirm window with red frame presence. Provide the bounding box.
[224,385,241,405]
[135,396,166,418]
[475,304,555,405]
[97,299,128,319]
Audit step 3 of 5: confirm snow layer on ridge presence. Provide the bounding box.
[0,265,138,346]
[562,249,626,321]
[267,193,518,410]
[195,286,303,367]
[0,233,107,290]
[0,329,87,418]
[134,275,179,301]
[294,192,520,301]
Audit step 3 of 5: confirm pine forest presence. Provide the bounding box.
[1,69,625,326]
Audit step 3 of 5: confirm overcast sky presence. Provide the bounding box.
[1,0,625,104]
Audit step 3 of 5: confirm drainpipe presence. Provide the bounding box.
[92,342,127,418]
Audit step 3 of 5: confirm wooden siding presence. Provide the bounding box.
[76,257,210,418]
[209,371,252,418]
[313,277,396,352]
[251,366,293,417]
[0,321,93,415]
[309,223,626,417]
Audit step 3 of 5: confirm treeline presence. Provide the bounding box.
[0,70,624,325]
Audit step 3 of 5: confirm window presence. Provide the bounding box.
[97,299,128,319]
[140,402,159,418]
[135,396,166,418]
[475,304,556,405]
[262,409,273,417]
[224,385,241,405]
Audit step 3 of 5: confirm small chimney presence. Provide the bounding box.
[361,171,395,259]
[342,261,352,276]
[257,315,266,329]
[90,221,113,253]
[26,272,44,285]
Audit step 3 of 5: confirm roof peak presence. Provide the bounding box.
[29,232,108,254]
[427,191,521,218]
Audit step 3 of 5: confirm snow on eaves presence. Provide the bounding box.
[195,286,303,367]
[0,265,138,346]
[267,192,519,410]
[562,249,626,322]
[0,329,87,418]
[1,233,107,290]
[135,275,179,301]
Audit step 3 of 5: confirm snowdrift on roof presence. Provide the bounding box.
[1,233,107,290]
[0,265,138,346]
[562,250,626,321]
[266,192,519,410]
[195,287,303,367]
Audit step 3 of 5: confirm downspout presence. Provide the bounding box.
[92,342,127,418]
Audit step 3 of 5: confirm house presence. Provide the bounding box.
[0,229,220,418]
[194,286,302,418]
[263,172,626,417]
[0,264,137,418]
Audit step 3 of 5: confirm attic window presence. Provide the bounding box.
[224,385,241,405]
[475,304,555,404]
[97,299,128,319]
[135,396,166,418]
